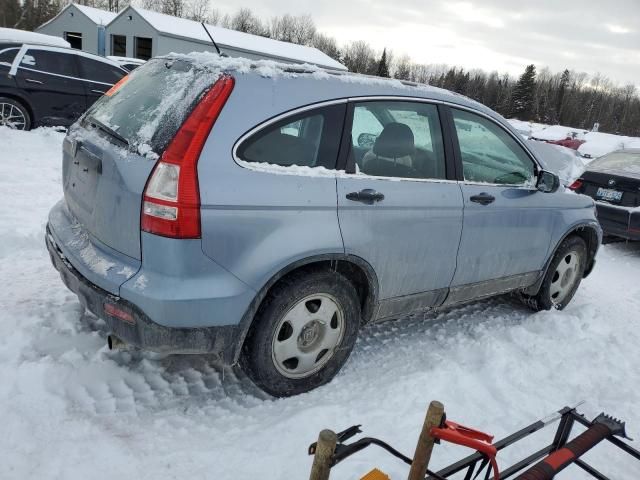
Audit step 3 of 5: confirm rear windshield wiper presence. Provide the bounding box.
[87,116,130,148]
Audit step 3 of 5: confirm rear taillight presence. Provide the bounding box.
[141,75,235,239]
[568,179,583,191]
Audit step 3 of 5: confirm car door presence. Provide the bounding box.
[15,48,86,126]
[76,56,127,108]
[336,100,464,320]
[445,107,554,303]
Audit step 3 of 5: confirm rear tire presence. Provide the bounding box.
[240,270,361,397]
[522,236,587,311]
[0,97,31,131]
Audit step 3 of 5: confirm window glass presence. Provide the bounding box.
[237,105,345,169]
[452,109,535,185]
[0,48,18,66]
[21,49,77,77]
[135,37,152,60]
[64,31,83,50]
[351,101,446,180]
[111,35,126,56]
[77,57,126,84]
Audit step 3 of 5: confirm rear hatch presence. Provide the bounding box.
[576,152,640,207]
[63,57,224,261]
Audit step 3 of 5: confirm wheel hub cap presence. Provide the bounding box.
[550,250,581,305]
[272,293,345,379]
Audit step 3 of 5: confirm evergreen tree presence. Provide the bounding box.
[511,64,537,120]
[376,48,390,78]
[556,69,570,124]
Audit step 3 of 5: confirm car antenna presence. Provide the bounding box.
[201,22,226,57]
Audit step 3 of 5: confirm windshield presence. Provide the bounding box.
[84,57,222,156]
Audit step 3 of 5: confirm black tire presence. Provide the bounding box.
[0,97,31,131]
[240,269,361,397]
[522,236,587,311]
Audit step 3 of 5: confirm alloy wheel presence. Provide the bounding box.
[0,102,27,130]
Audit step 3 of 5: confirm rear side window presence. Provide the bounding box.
[0,48,19,67]
[77,57,126,84]
[237,105,346,169]
[84,58,222,152]
[21,49,77,77]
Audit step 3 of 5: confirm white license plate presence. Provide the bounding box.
[596,187,623,202]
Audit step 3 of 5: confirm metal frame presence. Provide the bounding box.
[428,407,640,480]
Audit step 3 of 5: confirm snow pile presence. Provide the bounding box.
[508,119,550,138]
[578,132,629,159]
[529,125,587,142]
[1,126,640,479]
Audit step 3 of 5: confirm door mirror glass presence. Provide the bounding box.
[537,170,560,193]
[357,132,377,149]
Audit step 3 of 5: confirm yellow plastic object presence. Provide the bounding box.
[360,468,390,480]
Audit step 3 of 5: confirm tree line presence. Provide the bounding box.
[2,0,639,136]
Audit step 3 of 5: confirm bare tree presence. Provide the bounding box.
[231,7,267,36]
[185,0,209,22]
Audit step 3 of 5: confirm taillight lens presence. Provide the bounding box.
[568,179,583,191]
[141,75,235,239]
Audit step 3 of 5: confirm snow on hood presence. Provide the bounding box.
[526,139,587,184]
[578,132,629,159]
[530,124,587,142]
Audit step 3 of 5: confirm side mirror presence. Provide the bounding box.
[537,170,560,193]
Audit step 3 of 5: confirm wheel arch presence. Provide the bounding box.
[229,254,379,364]
[523,221,601,295]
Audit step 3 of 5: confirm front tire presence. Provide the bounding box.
[523,236,587,311]
[0,97,31,130]
[240,270,361,397]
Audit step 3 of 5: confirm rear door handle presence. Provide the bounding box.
[470,193,495,205]
[25,78,43,84]
[346,189,385,204]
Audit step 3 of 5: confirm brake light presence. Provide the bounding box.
[104,302,135,324]
[568,179,583,191]
[105,74,129,96]
[141,75,235,238]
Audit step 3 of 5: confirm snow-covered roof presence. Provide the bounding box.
[74,4,118,25]
[0,27,70,47]
[121,6,346,71]
[37,3,117,31]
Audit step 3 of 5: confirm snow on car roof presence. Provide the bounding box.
[129,7,346,71]
[0,27,70,48]
[73,4,118,25]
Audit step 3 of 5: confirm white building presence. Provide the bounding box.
[36,4,346,71]
[36,4,117,55]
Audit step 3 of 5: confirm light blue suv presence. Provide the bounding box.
[46,55,601,396]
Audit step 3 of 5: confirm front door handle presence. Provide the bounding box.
[470,193,495,205]
[346,189,385,204]
[25,78,43,84]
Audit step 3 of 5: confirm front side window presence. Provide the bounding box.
[350,101,446,180]
[77,57,126,84]
[237,105,345,169]
[452,108,535,185]
[21,49,77,77]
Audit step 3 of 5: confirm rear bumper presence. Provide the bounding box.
[46,226,242,361]
[595,202,640,240]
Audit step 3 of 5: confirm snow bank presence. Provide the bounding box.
[508,119,548,138]
[529,124,587,142]
[578,132,628,159]
[0,27,70,47]
[1,126,639,479]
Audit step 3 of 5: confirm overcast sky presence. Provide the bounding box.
[217,0,640,85]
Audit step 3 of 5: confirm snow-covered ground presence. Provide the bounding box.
[1,127,639,479]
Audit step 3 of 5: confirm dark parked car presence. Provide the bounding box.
[0,43,128,130]
[570,149,640,240]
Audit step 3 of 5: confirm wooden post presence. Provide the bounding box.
[309,429,338,480]
[407,400,445,480]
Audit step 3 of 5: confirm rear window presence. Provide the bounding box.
[84,57,222,154]
[591,152,640,175]
[0,47,19,67]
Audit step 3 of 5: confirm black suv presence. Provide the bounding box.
[0,43,128,130]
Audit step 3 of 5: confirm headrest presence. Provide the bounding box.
[373,122,415,158]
